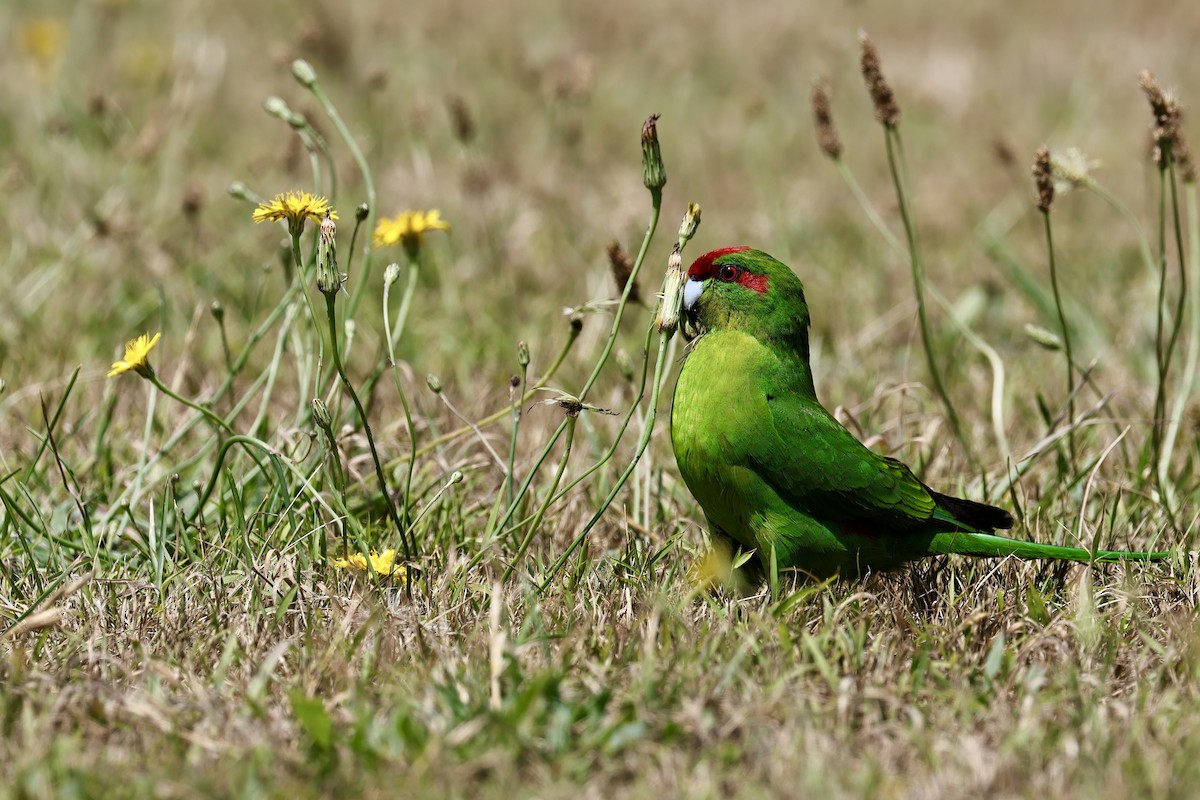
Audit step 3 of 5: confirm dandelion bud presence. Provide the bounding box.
[510,375,521,389]
[316,211,340,295]
[356,202,369,222]
[427,374,443,394]
[227,181,253,202]
[263,96,291,120]
[384,262,402,287]
[656,244,685,334]
[1024,324,1063,351]
[641,113,666,192]
[1032,145,1054,213]
[859,31,900,128]
[210,300,224,323]
[311,398,333,430]
[517,340,530,367]
[291,58,318,88]
[678,202,701,244]
[569,314,584,333]
[450,470,464,484]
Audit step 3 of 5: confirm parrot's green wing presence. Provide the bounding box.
[743,388,942,532]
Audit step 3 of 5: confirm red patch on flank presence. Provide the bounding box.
[737,272,769,294]
[687,246,752,280]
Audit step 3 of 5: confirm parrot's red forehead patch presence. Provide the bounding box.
[687,247,752,280]
[687,246,769,294]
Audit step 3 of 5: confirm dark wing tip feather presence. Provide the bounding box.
[928,489,1014,531]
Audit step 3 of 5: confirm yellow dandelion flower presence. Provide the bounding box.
[252,191,338,229]
[19,18,66,83]
[107,332,162,379]
[373,209,451,250]
[333,548,407,579]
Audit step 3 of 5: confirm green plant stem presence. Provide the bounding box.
[290,229,326,363]
[1159,182,1199,492]
[1041,210,1075,465]
[579,191,661,402]
[540,328,671,591]
[507,360,527,510]
[148,375,233,434]
[383,264,420,533]
[307,81,377,323]
[483,193,661,546]
[883,126,971,467]
[408,323,580,460]
[389,259,421,353]
[324,293,413,563]
[504,415,576,582]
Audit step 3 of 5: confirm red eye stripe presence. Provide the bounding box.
[737,272,769,294]
[686,246,752,280]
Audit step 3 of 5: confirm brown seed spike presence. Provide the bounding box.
[607,240,640,304]
[1033,145,1054,213]
[811,80,843,159]
[1138,69,1180,168]
[859,32,900,128]
[1176,127,1197,183]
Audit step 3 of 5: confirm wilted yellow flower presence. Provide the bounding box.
[252,191,338,230]
[333,548,407,578]
[107,332,161,379]
[373,209,451,250]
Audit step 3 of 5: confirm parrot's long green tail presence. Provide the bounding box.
[927,531,1170,563]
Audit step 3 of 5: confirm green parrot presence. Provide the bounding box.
[670,246,1168,579]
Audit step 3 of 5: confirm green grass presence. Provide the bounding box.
[4,1,1200,797]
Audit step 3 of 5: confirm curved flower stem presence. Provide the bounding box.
[389,258,421,353]
[507,358,528,509]
[513,323,656,519]
[579,191,661,402]
[1041,210,1075,467]
[384,260,420,532]
[324,292,414,565]
[290,229,326,367]
[504,415,576,581]
[482,193,662,547]
[884,126,972,468]
[539,327,670,591]
[408,323,580,461]
[148,375,233,434]
[307,81,377,323]
[1159,182,1199,502]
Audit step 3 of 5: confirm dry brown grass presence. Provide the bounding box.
[4,0,1200,797]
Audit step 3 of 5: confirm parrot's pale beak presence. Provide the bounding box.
[681,278,704,341]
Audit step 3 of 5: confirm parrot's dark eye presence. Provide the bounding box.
[717,264,739,282]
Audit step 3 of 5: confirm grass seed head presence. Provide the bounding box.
[1033,145,1054,213]
[811,80,843,159]
[607,240,639,303]
[859,32,900,127]
[1139,69,1183,169]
